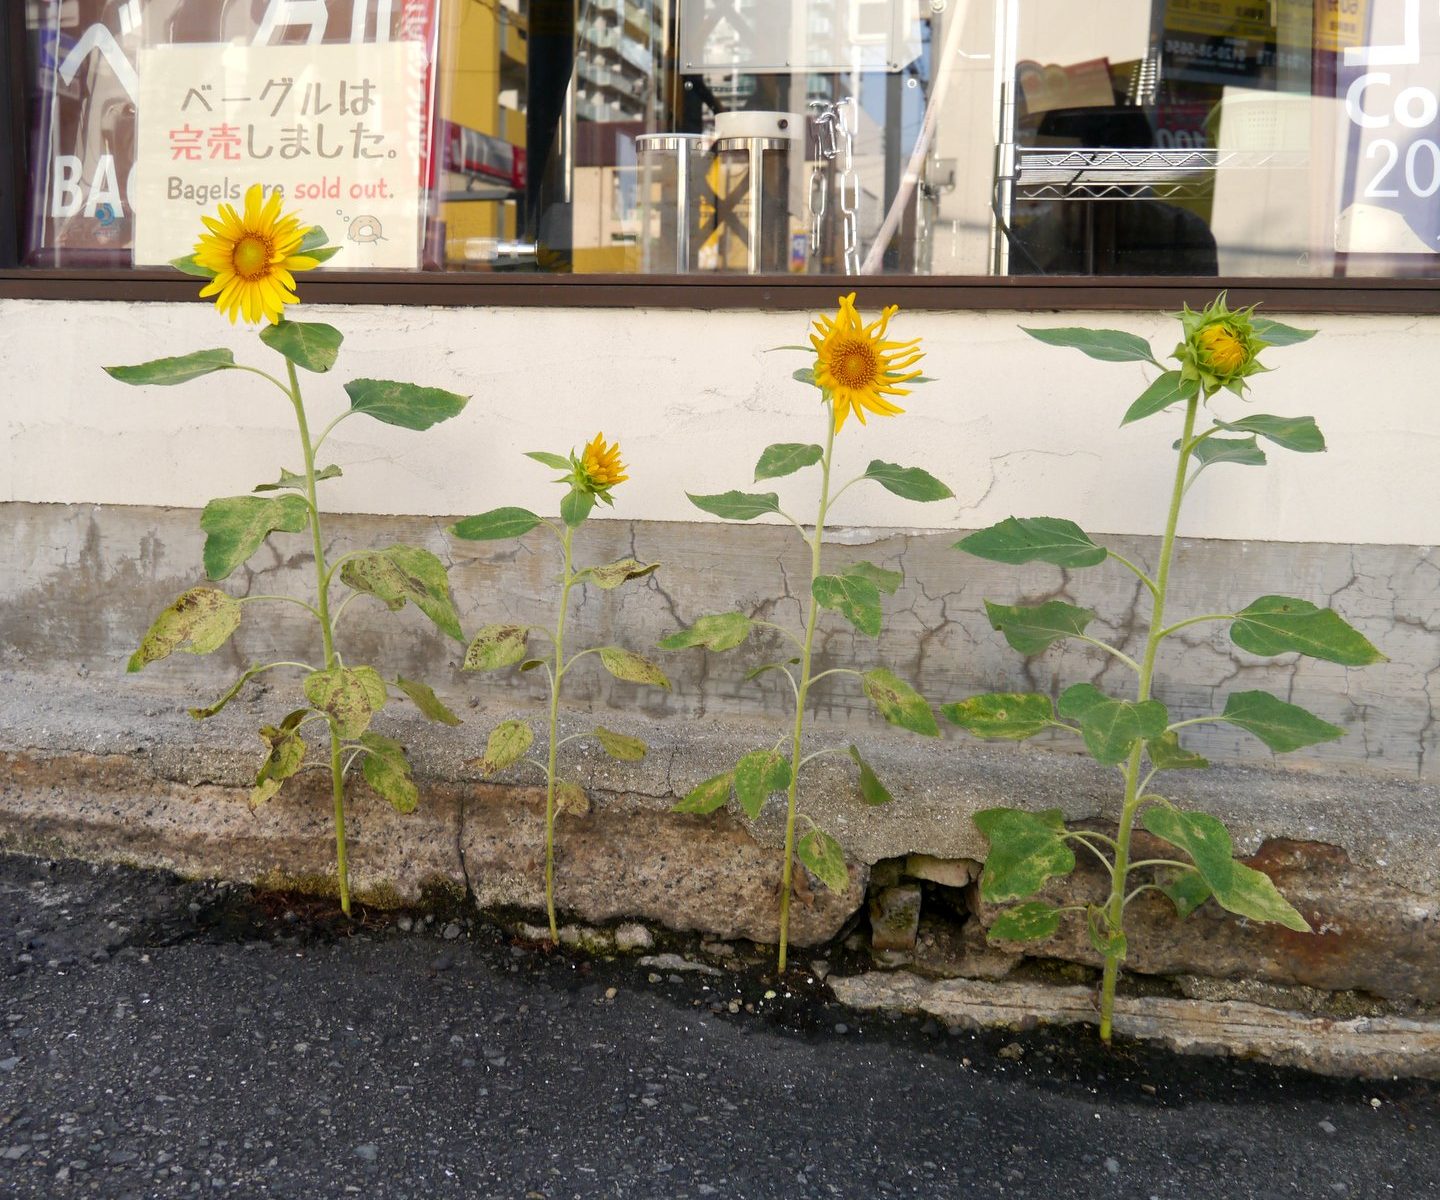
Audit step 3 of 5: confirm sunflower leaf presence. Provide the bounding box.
[260,320,344,374]
[862,461,954,502]
[105,349,236,387]
[344,379,470,431]
[200,494,310,580]
[754,443,824,481]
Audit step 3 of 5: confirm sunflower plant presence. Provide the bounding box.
[111,184,470,916]
[449,435,670,944]
[946,295,1385,1041]
[662,294,951,971]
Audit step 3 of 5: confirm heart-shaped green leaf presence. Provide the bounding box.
[754,443,824,481]
[1058,683,1168,766]
[1231,596,1385,666]
[128,587,242,671]
[862,461,954,502]
[861,668,939,737]
[1141,806,1311,932]
[340,545,465,642]
[983,599,1096,656]
[598,647,671,689]
[1219,690,1344,753]
[956,517,1107,568]
[360,733,419,814]
[200,494,310,580]
[973,807,1076,902]
[259,320,344,373]
[658,612,754,653]
[733,750,791,819]
[105,348,236,386]
[343,378,469,430]
[450,507,545,542]
[796,828,850,894]
[1023,326,1159,364]
[942,693,1055,740]
[1158,869,1212,919]
[813,573,883,637]
[560,488,595,528]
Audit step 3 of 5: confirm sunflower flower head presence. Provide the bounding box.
[573,433,628,503]
[1173,293,1270,398]
[192,184,327,325]
[809,293,924,434]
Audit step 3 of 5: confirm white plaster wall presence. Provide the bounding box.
[1,298,1435,546]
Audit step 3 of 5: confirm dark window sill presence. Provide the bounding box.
[0,269,1438,313]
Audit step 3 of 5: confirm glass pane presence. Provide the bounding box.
[20,0,1440,280]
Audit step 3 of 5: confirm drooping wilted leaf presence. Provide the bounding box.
[1146,731,1209,771]
[360,733,419,814]
[796,828,850,894]
[254,464,342,493]
[848,744,893,806]
[861,669,939,737]
[598,647,671,689]
[395,677,462,726]
[251,714,307,806]
[555,781,591,817]
[463,624,530,671]
[581,558,660,590]
[340,545,465,642]
[477,720,533,775]
[657,612,754,653]
[303,665,387,739]
[128,588,242,671]
[594,726,647,761]
[672,771,733,814]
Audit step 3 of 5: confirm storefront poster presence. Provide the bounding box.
[25,0,438,267]
[132,42,425,268]
[1336,0,1440,255]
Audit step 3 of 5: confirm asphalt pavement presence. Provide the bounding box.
[0,854,1434,1200]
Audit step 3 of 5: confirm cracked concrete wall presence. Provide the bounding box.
[1,299,1437,547]
[1,502,1431,782]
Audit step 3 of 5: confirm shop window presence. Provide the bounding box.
[11,0,1440,283]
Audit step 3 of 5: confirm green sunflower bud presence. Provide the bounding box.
[1173,293,1271,398]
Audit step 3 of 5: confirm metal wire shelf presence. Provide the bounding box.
[1012,147,1311,202]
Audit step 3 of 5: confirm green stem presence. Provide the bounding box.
[544,525,578,944]
[285,358,350,919]
[807,666,862,686]
[777,407,838,972]
[1154,613,1235,641]
[1098,394,1198,1042]
[237,594,324,622]
[1105,551,1159,600]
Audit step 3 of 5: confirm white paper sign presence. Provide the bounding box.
[133,41,425,268]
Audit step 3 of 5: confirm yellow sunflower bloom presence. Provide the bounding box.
[193,185,321,325]
[578,433,628,495]
[809,293,924,434]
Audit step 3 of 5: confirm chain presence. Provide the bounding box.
[807,99,860,273]
[835,98,861,275]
